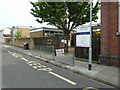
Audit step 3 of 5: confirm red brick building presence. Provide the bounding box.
[99,1,120,67]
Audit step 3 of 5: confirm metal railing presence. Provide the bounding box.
[33,45,74,66]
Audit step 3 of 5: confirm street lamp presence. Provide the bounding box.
[88,0,92,70]
[11,26,15,45]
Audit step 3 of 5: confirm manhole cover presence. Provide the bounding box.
[82,87,99,90]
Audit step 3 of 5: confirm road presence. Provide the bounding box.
[2,46,115,89]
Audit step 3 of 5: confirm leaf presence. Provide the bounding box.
[30,2,99,36]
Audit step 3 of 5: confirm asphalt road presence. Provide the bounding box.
[2,47,115,89]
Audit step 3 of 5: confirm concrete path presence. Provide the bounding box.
[2,44,119,88]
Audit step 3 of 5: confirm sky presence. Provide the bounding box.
[0,0,46,30]
[0,0,100,30]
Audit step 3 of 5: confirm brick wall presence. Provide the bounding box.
[30,31,44,38]
[15,38,34,49]
[99,2,120,67]
[17,28,30,38]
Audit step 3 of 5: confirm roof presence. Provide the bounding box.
[2,28,12,34]
[15,26,35,29]
[73,24,101,33]
[29,27,63,33]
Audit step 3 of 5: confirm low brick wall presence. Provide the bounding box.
[15,38,34,49]
[99,54,120,67]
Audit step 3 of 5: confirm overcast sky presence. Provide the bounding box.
[0,0,100,30]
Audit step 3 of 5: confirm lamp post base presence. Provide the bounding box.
[88,64,92,70]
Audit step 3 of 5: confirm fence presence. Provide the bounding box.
[34,36,68,53]
[33,36,74,66]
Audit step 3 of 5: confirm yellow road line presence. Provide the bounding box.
[49,72,77,85]
[8,51,76,85]
[21,57,28,61]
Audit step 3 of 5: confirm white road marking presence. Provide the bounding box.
[37,68,52,72]
[21,57,28,61]
[33,65,46,69]
[26,61,36,65]
[8,51,22,58]
[49,72,77,85]
[8,51,76,85]
[35,56,40,58]
[8,51,17,58]
[15,54,22,58]
[11,53,18,58]
[28,63,37,66]
[8,51,12,54]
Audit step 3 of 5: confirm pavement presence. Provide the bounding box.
[2,44,120,88]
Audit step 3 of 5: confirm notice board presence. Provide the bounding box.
[76,32,90,47]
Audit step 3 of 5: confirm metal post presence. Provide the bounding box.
[88,0,92,70]
[12,26,15,45]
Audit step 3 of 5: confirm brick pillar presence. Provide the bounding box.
[99,2,120,67]
[29,38,34,49]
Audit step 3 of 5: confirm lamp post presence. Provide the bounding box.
[11,26,15,45]
[88,0,92,70]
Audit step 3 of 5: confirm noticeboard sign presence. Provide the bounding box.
[55,49,64,56]
[76,32,90,47]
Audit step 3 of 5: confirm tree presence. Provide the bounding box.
[30,2,99,37]
[14,31,22,39]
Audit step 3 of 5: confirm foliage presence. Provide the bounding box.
[30,1,100,36]
[14,31,22,39]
